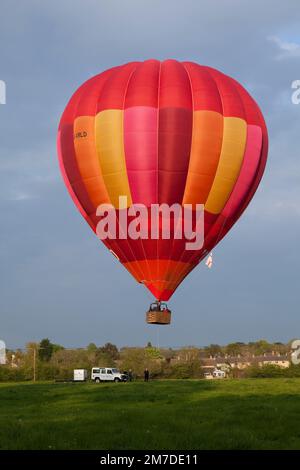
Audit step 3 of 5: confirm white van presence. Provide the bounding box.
[91,367,127,383]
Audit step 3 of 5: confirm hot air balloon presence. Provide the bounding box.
[57,60,268,325]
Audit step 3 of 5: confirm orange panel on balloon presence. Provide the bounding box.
[73,116,110,208]
[182,110,223,206]
[123,259,191,284]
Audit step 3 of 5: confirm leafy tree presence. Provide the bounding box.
[205,344,223,357]
[250,339,271,356]
[245,364,284,378]
[225,343,242,357]
[87,343,97,352]
[52,343,64,353]
[145,345,162,359]
[26,342,39,352]
[164,361,203,379]
[95,351,116,367]
[38,338,54,362]
[98,343,119,360]
[120,348,163,377]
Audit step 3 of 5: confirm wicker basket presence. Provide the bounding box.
[146,309,171,325]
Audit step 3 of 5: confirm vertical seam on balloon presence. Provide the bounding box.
[163,61,194,296]
[121,65,136,206]
[91,68,137,275]
[176,73,253,281]
[95,63,138,206]
[181,62,195,206]
[79,72,138,273]
[168,65,226,292]
[94,66,122,205]
[202,75,263,257]
[189,67,227,269]
[123,61,152,284]
[209,77,252,245]
[214,103,267,246]
[74,74,112,210]
[66,83,96,226]
[95,64,145,282]
[201,67,225,210]
[154,61,162,294]
[206,74,248,248]
[118,63,148,282]
[73,78,99,214]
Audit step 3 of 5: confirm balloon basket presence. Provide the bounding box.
[146,302,171,325]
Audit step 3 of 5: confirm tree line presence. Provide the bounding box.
[0,338,297,382]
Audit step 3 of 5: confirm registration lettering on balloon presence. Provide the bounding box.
[57,60,268,312]
[74,131,88,139]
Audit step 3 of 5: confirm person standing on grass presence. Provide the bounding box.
[128,369,133,382]
[144,368,149,382]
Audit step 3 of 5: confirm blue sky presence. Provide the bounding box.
[0,0,299,349]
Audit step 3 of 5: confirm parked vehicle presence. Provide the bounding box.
[91,367,127,383]
[212,369,226,379]
[73,369,88,382]
[204,369,226,380]
[204,372,213,379]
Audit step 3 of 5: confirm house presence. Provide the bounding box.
[201,353,290,371]
[258,353,290,368]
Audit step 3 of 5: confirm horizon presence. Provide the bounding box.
[4,337,296,352]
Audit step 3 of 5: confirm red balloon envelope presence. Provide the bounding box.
[57,59,268,305]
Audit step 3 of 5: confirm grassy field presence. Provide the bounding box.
[0,378,300,450]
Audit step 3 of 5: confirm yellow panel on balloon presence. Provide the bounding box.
[182,110,223,206]
[205,117,247,214]
[95,110,132,208]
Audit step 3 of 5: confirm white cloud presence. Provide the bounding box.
[8,191,35,202]
[268,35,300,60]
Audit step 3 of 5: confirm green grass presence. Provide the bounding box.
[1,379,300,449]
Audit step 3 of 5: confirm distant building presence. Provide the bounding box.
[201,353,290,372]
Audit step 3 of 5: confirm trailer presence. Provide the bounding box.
[73,369,88,382]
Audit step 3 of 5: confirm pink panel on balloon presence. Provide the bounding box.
[124,106,158,206]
